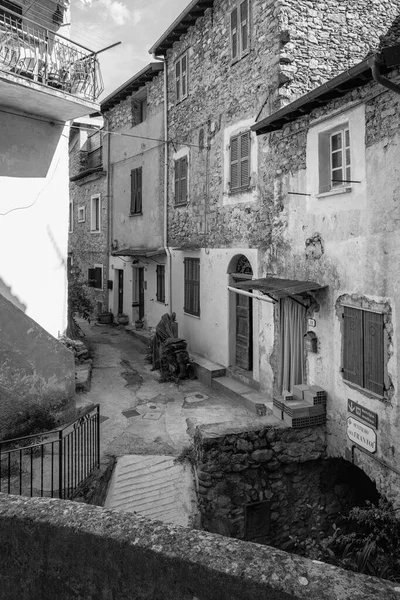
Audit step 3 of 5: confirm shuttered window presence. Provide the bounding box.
[175,52,188,102]
[184,258,200,317]
[230,0,251,60]
[230,131,251,192]
[343,306,385,396]
[88,267,102,289]
[174,156,188,205]
[156,265,165,303]
[130,167,142,214]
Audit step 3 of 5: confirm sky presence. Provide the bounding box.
[70,0,191,99]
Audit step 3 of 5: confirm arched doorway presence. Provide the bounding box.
[228,255,253,371]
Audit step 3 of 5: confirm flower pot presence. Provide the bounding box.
[117,314,129,325]
[135,320,144,330]
[98,312,113,324]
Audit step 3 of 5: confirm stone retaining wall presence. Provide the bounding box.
[0,493,399,600]
[194,419,378,548]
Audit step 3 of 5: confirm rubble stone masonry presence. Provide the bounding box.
[166,0,400,250]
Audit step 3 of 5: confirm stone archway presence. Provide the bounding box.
[227,254,254,372]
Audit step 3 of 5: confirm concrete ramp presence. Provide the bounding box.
[104,455,197,527]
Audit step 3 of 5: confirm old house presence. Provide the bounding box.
[68,116,108,315]
[250,49,400,504]
[100,63,166,327]
[149,0,400,393]
[0,0,102,437]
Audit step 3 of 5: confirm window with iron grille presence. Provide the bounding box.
[184,258,200,317]
[175,52,188,102]
[230,131,251,192]
[0,0,22,26]
[342,306,385,397]
[174,156,188,205]
[156,265,165,303]
[230,0,250,61]
[130,167,142,214]
[88,266,102,289]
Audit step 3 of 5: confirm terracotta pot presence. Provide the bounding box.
[135,320,144,330]
[98,312,113,324]
[117,314,129,325]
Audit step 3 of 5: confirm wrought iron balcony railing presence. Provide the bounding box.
[0,7,104,101]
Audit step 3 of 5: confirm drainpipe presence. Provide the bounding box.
[153,53,172,312]
[105,115,112,312]
[368,55,400,96]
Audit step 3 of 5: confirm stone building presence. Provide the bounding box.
[68,117,108,315]
[148,0,400,389]
[100,63,167,328]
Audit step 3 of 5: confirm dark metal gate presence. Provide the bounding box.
[0,405,100,499]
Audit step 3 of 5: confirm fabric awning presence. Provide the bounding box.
[111,248,166,258]
[236,277,326,298]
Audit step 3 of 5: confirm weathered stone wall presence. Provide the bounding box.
[0,493,398,600]
[0,295,75,440]
[68,129,108,313]
[194,420,377,548]
[165,0,400,250]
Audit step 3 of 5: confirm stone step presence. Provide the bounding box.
[212,376,273,417]
[190,352,226,387]
[226,366,260,391]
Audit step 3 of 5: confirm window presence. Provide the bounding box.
[175,52,188,102]
[156,265,165,303]
[342,306,385,397]
[174,156,188,205]
[318,124,351,193]
[78,206,85,222]
[230,131,251,192]
[91,194,100,232]
[88,266,102,289]
[132,98,147,126]
[184,258,200,316]
[231,0,250,61]
[0,1,22,26]
[68,201,73,232]
[130,167,142,214]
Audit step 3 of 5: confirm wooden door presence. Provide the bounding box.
[118,269,124,314]
[138,267,144,320]
[236,292,252,370]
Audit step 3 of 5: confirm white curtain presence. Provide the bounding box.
[279,297,306,392]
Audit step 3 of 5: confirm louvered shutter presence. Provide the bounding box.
[174,159,180,204]
[240,0,249,53]
[230,135,239,190]
[193,259,200,316]
[94,267,102,289]
[88,268,96,287]
[137,167,142,213]
[130,169,136,213]
[363,311,384,395]
[231,8,238,59]
[181,54,187,98]
[343,306,363,387]
[175,60,181,101]
[240,131,250,188]
[184,259,189,312]
[180,157,188,204]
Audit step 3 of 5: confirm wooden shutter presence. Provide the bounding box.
[240,0,249,53]
[175,60,180,101]
[231,7,238,59]
[230,135,239,190]
[181,54,187,98]
[174,160,180,204]
[363,311,384,395]
[130,169,136,213]
[94,267,102,289]
[343,306,363,387]
[180,157,188,204]
[88,268,96,287]
[156,265,165,302]
[136,167,142,213]
[240,131,250,188]
[184,259,199,316]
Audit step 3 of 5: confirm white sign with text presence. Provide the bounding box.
[347,417,377,453]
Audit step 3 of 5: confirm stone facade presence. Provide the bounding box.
[194,420,378,547]
[68,124,108,314]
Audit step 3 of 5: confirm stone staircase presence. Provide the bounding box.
[191,353,273,417]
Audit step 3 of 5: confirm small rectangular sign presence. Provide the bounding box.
[308,318,316,328]
[347,417,377,453]
[347,399,378,429]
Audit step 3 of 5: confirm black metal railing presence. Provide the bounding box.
[0,7,103,100]
[0,405,100,499]
[86,146,103,170]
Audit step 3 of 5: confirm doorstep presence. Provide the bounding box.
[125,325,153,345]
[190,352,226,387]
[212,376,273,417]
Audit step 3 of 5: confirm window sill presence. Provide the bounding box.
[129,212,143,217]
[230,49,251,66]
[156,300,166,304]
[174,202,188,207]
[78,220,85,224]
[229,186,252,196]
[316,186,352,199]
[90,230,101,234]
[343,379,385,401]
[175,95,188,105]
[184,311,200,319]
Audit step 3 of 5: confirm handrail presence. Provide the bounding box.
[1,5,94,53]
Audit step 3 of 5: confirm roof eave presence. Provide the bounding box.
[101,63,164,113]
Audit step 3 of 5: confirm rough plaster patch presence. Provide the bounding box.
[305,233,324,260]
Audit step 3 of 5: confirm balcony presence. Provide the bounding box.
[0,7,103,121]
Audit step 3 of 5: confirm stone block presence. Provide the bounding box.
[251,449,274,463]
